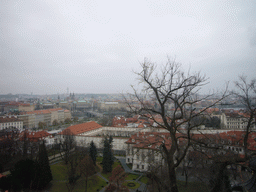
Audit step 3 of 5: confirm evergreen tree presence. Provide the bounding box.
[89,141,97,166]
[109,135,113,145]
[102,137,114,173]
[10,159,37,191]
[108,136,114,166]
[22,131,28,158]
[34,141,53,189]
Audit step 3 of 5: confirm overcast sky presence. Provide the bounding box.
[1,0,255,95]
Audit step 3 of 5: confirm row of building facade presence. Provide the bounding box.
[19,108,72,129]
[0,108,72,130]
[57,121,256,172]
[0,116,23,130]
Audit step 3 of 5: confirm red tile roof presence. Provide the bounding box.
[23,108,64,115]
[60,121,102,135]
[26,110,50,115]
[20,130,51,142]
[126,132,172,150]
[0,116,21,123]
[126,130,256,154]
[48,108,64,111]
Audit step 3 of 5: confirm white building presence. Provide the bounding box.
[0,116,23,130]
[125,132,171,172]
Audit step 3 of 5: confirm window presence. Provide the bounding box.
[137,164,139,169]
[142,165,144,169]
[127,158,129,163]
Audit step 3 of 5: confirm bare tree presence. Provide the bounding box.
[79,155,96,192]
[108,165,128,192]
[194,75,256,192]
[65,147,87,192]
[65,152,81,192]
[233,76,256,159]
[0,129,21,172]
[147,162,171,192]
[207,76,256,192]
[125,58,227,192]
[58,129,76,164]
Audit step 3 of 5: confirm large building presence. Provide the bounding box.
[19,108,71,129]
[3,102,35,112]
[0,116,23,130]
[125,132,171,172]
[59,121,103,136]
[58,121,145,152]
[98,101,126,111]
[211,110,256,130]
[124,129,256,172]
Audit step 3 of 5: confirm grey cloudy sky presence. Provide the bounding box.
[1,0,256,95]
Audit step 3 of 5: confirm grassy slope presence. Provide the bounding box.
[123,181,141,189]
[126,173,139,181]
[50,175,107,192]
[50,160,208,192]
[50,162,107,192]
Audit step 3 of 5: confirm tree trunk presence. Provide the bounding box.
[211,162,231,192]
[85,176,87,192]
[185,171,188,187]
[169,166,179,192]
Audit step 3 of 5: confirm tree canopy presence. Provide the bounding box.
[89,140,97,166]
[102,137,114,173]
[126,58,228,192]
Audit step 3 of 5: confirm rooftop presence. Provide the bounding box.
[60,121,102,135]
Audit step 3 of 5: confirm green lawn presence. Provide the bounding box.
[50,162,68,181]
[100,159,122,180]
[50,162,107,192]
[126,173,139,181]
[139,176,148,184]
[101,172,112,180]
[50,175,107,192]
[113,160,121,169]
[97,157,120,169]
[123,181,140,189]
[96,156,103,163]
[74,175,107,192]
